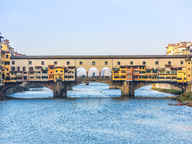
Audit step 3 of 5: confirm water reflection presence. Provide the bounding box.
[1,83,192,143]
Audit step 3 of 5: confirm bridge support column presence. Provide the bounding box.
[53,81,67,98]
[99,72,101,78]
[183,83,192,93]
[86,72,88,78]
[0,86,6,100]
[121,81,134,97]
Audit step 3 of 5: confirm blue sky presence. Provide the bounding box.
[1,0,192,55]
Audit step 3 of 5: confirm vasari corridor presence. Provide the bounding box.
[1,0,192,143]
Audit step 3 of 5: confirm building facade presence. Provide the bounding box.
[112,58,191,83]
[8,55,191,83]
[166,42,192,55]
[0,34,26,86]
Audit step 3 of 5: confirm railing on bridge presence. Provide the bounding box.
[76,76,111,82]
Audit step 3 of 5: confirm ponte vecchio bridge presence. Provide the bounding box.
[0,55,191,100]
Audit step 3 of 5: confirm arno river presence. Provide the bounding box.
[0,83,192,144]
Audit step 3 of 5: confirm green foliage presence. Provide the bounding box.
[151,87,183,95]
[179,93,192,101]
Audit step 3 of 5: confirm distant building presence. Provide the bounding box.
[166,42,192,55]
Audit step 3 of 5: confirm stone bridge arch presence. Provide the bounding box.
[111,81,189,97]
[75,59,113,75]
[88,67,100,77]
[66,78,113,90]
[28,81,68,98]
[27,81,55,91]
[0,81,69,99]
[0,82,56,100]
[101,67,112,77]
[76,67,87,77]
[76,66,112,79]
[1,80,191,100]
[0,83,22,100]
[132,81,186,92]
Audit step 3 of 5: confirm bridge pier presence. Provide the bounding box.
[53,81,67,98]
[86,72,88,78]
[99,72,101,78]
[112,81,135,97]
[121,81,134,97]
[183,83,192,93]
[0,86,6,100]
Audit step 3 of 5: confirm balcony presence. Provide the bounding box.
[171,73,177,75]
[10,75,16,78]
[16,73,22,77]
[16,77,22,82]
[126,73,132,75]
[23,72,28,76]
[158,79,169,81]
[113,73,119,75]
[159,72,169,75]
[145,73,152,75]
[42,67,48,71]
[113,68,119,71]
[42,73,48,76]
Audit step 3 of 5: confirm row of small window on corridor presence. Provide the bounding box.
[10,60,185,66]
[116,61,184,65]
[11,61,109,65]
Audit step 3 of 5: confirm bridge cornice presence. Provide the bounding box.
[10,55,190,59]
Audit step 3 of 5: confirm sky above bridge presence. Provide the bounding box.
[1,0,192,55]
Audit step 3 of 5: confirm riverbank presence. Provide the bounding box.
[151,87,192,107]
[178,93,192,107]
[151,87,183,95]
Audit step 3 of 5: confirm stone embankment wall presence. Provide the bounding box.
[152,83,182,91]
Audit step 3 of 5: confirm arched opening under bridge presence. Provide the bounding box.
[134,84,181,97]
[68,82,121,98]
[6,84,53,99]
[76,67,87,78]
[101,67,111,77]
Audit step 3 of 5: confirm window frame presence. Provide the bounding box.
[41,61,44,65]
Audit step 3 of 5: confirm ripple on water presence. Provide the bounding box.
[1,83,192,143]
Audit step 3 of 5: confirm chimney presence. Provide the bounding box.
[4,39,9,45]
[10,47,14,51]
